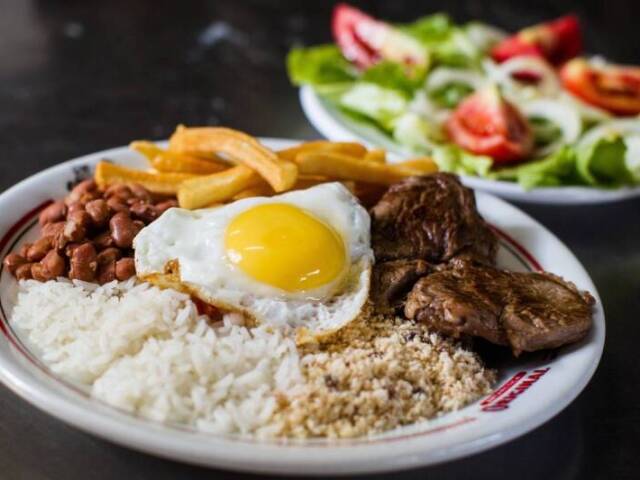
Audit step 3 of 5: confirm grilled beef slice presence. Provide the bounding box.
[370,173,497,265]
[404,260,595,355]
[370,259,432,313]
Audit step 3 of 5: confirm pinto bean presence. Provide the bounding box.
[129,183,151,202]
[68,210,92,230]
[96,247,122,265]
[18,243,31,258]
[3,253,27,275]
[92,231,114,250]
[42,221,65,238]
[69,243,97,282]
[31,263,48,282]
[26,236,53,262]
[106,197,129,215]
[66,179,97,204]
[67,202,85,215]
[115,257,136,281]
[85,199,110,227]
[97,260,116,284]
[63,217,87,242]
[15,263,34,280]
[64,242,82,258]
[38,201,67,226]
[41,250,66,279]
[130,201,157,223]
[109,212,137,248]
[154,199,178,215]
[105,184,133,201]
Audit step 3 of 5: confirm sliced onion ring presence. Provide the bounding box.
[485,56,561,99]
[425,67,487,93]
[522,99,582,156]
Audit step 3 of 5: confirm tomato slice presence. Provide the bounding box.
[332,3,427,69]
[492,14,582,65]
[445,87,534,164]
[561,58,640,115]
[332,3,381,68]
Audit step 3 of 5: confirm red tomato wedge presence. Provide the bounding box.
[492,14,582,65]
[445,87,534,164]
[331,3,427,69]
[332,3,381,68]
[560,58,640,115]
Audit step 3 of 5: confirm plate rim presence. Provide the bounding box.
[0,140,605,475]
[299,85,640,205]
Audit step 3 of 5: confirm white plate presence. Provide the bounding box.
[0,139,605,475]
[300,86,640,205]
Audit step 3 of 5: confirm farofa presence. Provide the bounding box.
[274,305,496,438]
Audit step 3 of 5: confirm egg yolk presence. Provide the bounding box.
[224,203,346,292]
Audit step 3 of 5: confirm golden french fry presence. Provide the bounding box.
[294,152,419,185]
[232,183,274,200]
[169,126,298,192]
[394,157,438,175]
[95,162,196,195]
[277,141,368,161]
[150,152,228,175]
[363,149,386,164]
[130,141,163,160]
[177,165,262,209]
[131,140,228,174]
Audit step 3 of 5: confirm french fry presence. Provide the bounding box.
[169,126,298,192]
[363,149,386,164]
[277,141,368,161]
[95,162,196,195]
[294,152,420,185]
[131,141,228,174]
[177,165,262,209]
[232,183,274,200]
[394,157,438,175]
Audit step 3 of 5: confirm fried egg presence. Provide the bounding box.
[133,183,373,338]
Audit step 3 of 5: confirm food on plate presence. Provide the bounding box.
[3,126,595,439]
[405,260,594,355]
[134,183,373,339]
[490,15,582,65]
[95,161,196,194]
[370,174,497,266]
[368,173,594,355]
[288,4,640,189]
[3,179,177,284]
[560,58,640,115]
[169,126,298,192]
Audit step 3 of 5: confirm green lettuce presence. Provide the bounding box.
[429,82,474,108]
[360,61,426,98]
[432,145,493,177]
[339,83,408,130]
[286,45,355,87]
[576,135,632,186]
[492,147,577,189]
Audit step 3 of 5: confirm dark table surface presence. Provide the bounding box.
[1,0,639,478]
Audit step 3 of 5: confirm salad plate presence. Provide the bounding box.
[290,4,640,204]
[0,139,605,474]
[301,86,640,204]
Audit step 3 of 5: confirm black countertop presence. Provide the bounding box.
[1,1,638,478]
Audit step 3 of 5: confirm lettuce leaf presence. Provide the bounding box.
[360,61,426,98]
[286,45,355,87]
[429,82,474,108]
[432,145,493,177]
[492,147,577,189]
[576,135,631,186]
[339,83,408,130]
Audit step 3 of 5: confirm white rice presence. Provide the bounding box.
[11,279,302,437]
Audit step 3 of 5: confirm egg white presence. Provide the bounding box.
[133,183,373,337]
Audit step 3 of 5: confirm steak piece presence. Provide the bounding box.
[370,173,497,265]
[370,259,432,313]
[404,261,594,355]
